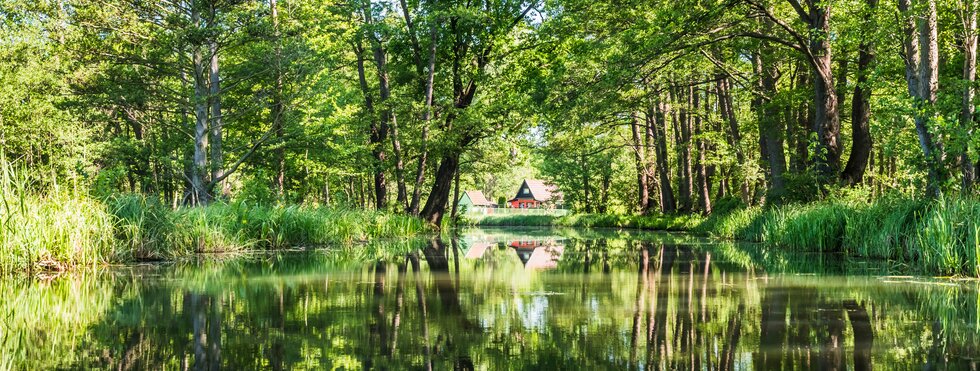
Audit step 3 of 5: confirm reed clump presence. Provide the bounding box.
[1,174,429,272]
[0,160,117,272]
[110,195,430,260]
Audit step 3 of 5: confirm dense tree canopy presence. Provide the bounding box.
[4,0,980,220]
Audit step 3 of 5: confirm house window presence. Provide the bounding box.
[522,187,529,195]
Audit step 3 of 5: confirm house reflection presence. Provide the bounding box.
[462,235,565,269]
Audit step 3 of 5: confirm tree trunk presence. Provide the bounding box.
[390,113,409,208]
[208,41,226,199]
[756,47,787,199]
[408,23,438,215]
[678,86,694,212]
[654,95,677,212]
[189,3,210,206]
[644,111,662,213]
[600,168,611,213]
[841,0,877,185]
[582,153,593,213]
[809,4,843,180]
[694,89,711,214]
[450,168,460,224]
[271,0,286,196]
[363,2,390,210]
[419,153,459,225]
[961,0,978,193]
[916,0,946,197]
[791,63,812,172]
[717,76,750,204]
[631,112,650,213]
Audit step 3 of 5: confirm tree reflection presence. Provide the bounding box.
[7,231,980,369]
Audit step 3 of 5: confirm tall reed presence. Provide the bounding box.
[0,160,116,272]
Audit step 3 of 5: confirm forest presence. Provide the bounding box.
[5,0,980,275]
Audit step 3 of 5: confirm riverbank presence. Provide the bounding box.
[1,192,428,273]
[474,197,980,276]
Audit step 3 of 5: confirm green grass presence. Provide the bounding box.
[0,174,429,272]
[0,160,118,272]
[109,195,430,260]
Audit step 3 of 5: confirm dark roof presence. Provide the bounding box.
[511,179,563,202]
[462,190,495,206]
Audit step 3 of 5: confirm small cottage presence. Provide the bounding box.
[458,190,496,209]
[507,179,562,209]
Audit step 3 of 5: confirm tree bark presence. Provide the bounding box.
[390,113,408,208]
[450,168,461,224]
[694,88,711,214]
[809,3,843,180]
[717,77,750,204]
[962,0,978,193]
[271,0,286,196]
[631,112,650,213]
[582,153,593,213]
[755,46,787,199]
[408,23,438,215]
[842,0,878,185]
[654,94,677,212]
[208,41,225,199]
[912,0,946,197]
[677,85,694,212]
[363,1,390,210]
[419,153,459,224]
[189,2,210,206]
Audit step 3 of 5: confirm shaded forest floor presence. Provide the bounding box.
[474,197,980,277]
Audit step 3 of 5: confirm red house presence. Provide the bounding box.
[507,179,562,209]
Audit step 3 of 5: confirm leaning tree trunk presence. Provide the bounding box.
[419,152,459,225]
[810,8,843,181]
[841,0,878,185]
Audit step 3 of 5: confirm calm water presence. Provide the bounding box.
[2,228,979,370]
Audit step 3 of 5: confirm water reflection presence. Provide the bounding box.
[2,228,979,369]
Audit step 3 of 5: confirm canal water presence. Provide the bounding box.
[2,227,978,369]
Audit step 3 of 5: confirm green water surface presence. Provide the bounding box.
[1,228,978,370]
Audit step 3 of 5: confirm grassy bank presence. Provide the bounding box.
[1,190,428,273]
[475,197,980,276]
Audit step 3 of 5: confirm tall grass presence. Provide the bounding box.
[110,195,430,260]
[0,158,429,272]
[0,161,117,272]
